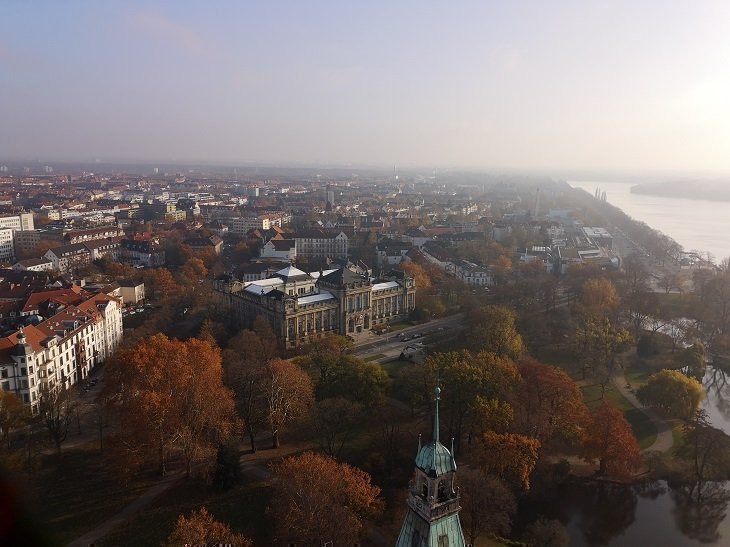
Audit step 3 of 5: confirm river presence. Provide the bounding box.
[569,181,730,263]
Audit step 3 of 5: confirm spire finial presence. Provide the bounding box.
[417,433,422,454]
[433,386,441,443]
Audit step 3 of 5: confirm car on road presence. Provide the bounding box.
[401,336,411,342]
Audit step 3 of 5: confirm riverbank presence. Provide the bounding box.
[570,181,729,262]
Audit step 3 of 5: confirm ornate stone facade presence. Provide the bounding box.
[214,265,416,348]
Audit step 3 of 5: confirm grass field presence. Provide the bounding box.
[582,383,657,450]
[624,368,650,390]
[381,359,413,378]
[100,478,272,546]
[387,321,413,332]
[27,445,162,546]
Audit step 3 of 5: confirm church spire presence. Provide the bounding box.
[395,385,466,547]
[433,386,440,443]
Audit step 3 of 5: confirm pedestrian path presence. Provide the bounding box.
[612,371,674,454]
[66,470,184,547]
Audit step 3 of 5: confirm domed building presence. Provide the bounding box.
[214,264,416,348]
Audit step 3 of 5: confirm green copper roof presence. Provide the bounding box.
[415,441,456,478]
[414,386,456,477]
[395,511,466,547]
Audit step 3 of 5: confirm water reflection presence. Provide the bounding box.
[575,483,637,545]
[671,482,730,544]
[703,366,730,434]
[553,480,730,546]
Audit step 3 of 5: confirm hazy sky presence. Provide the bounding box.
[2,1,730,172]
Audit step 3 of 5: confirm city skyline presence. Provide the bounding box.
[3,1,730,173]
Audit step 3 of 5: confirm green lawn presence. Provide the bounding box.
[381,359,413,378]
[387,321,412,332]
[582,383,658,450]
[100,478,272,546]
[28,445,163,546]
[624,368,650,390]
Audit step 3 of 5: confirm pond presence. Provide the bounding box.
[524,479,730,546]
[703,365,730,435]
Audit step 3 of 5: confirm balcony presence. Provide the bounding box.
[406,493,460,521]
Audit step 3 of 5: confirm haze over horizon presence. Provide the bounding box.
[3,1,730,174]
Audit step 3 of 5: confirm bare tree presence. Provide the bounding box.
[38,385,75,455]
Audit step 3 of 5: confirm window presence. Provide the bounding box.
[20,367,26,376]
[437,535,449,547]
[1,369,7,379]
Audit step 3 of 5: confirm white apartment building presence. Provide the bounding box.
[0,293,123,411]
[447,259,493,286]
[0,228,14,263]
[0,213,36,262]
[0,213,34,232]
[12,258,54,272]
[260,239,296,262]
[293,229,348,260]
[231,213,291,234]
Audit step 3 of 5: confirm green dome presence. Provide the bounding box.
[415,440,456,478]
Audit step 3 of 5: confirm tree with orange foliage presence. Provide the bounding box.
[579,277,620,319]
[180,257,208,284]
[265,358,314,448]
[399,261,431,289]
[194,247,220,269]
[478,431,540,490]
[144,268,177,301]
[105,334,239,478]
[513,358,588,447]
[270,452,383,545]
[165,507,251,547]
[491,255,513,285]
[423,350,519,449]
[467,305,524,360]
[104,261,136,280]
[582,400,642,478]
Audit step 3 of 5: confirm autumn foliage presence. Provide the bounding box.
[165,507,252,547]
[513,358,588,446]
[478,431,541,490]
[265,358,314,448]
[105,334,240,479]
[467,305,524,360]
[636,369,704,420]
[582,400,642,477]
[270,452,383,545]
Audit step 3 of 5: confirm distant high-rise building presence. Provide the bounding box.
[326,189,335,206]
